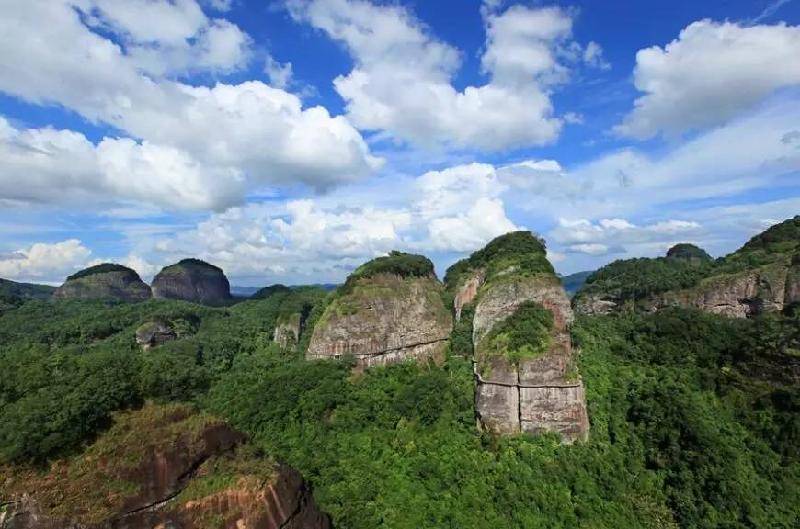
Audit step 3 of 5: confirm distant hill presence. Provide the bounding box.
[0,278,55,300]
[559,271,592,298]
[574,215,800,317]
[0,278,55,311]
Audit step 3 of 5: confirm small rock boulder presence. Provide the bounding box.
[151,258,231,306]
[53,264,151,302]
[135,320,177,350]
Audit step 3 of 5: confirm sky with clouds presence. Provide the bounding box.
[0,0,799,286]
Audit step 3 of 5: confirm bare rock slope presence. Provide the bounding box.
[53,264,151,302]
[0,404,330,529]
[306,252,452,368]
[445,232,589,443]
[151,259,231,306]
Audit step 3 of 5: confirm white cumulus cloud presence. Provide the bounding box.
[0,240,92,283]
[616,19,800,139]
[288,0,599,151]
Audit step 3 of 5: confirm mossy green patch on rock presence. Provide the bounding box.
[478,301,554,367]
[346,251,435,286]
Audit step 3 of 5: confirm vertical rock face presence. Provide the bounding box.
[655,264,788,317]
[0,404,331,529]
[453,269,485,321]
[445,232,589,443]
[53,264,151,302]
[784,255,800,310]
[151,259,231,306]
[306,252,452,368]
[274,313,302,349]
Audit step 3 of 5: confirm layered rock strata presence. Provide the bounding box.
[307,266,452,368]
[472,275,589,442]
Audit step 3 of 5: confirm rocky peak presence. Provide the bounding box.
[306,252,452,368]
[444,232,589,443]
[151,259,231,306]
[0,403,330,529]
[53,263,151,302]
[666,243,712,263]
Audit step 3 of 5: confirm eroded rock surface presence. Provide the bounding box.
[445,231,589,443]
[453,269,484,322]
[151,259,231,306]
[306,252,451,368]
[135,321,177,350]
[274,313,302,349]
[54,264,151,302]
[307,272,452,368]
[472,275,589,442]
[0,404,330,529]
[575,218,800,318]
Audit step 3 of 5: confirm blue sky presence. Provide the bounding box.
[0,0,799,286]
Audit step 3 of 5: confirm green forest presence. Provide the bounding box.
[2,290,798,528]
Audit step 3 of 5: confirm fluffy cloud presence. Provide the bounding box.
[503,93,800,221]
[617,20,800,139]
[0,0,380,209]
[289,0,601,151]
[133,162,521,282]
[551,218,703,257]
[0,240,92,282]
[0,117,244,209]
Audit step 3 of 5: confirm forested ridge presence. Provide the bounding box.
[1,293,798,528]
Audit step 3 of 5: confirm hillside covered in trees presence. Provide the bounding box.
[1,220,799,528]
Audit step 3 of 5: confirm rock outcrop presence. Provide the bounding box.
[445,232,589,443]
[306,252,452,368]
[135,320,178,350]
[53,264,151,302]
[575,218,800,318]
[274,313,302,349]
[151,259,231,306]
[0,404,330,529]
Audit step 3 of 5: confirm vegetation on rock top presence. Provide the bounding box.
[576,216,800,305]
[444,231,553,293]
[478,301,554,366]
[66,263,140,281]
[666,243,712,262]
[347,251,435,284]
[157,258,225,276]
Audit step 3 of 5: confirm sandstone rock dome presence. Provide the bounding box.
[53,263,151,302]
[151,258,231,305]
